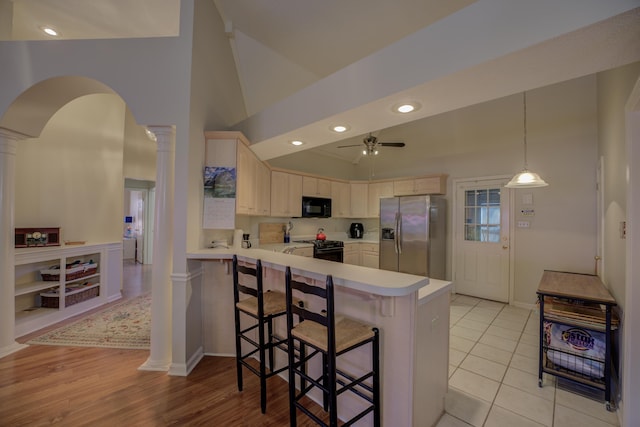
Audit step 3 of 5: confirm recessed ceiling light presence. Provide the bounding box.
[291,140,304,146]
[393,101,421,114]
[331,124,350,133]
[40,26,59,37]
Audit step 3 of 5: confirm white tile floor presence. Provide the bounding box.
[436,294,620,427]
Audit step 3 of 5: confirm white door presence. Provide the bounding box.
[134,190,146,264]
[454,179,511,302]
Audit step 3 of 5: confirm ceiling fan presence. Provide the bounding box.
[337,133,405,156]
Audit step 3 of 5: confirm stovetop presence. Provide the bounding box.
[294,239,344,249]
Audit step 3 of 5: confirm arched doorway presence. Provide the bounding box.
[0,76,161,358]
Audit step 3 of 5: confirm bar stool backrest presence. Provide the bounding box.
[233,256,264,318]
[285,268,336,356]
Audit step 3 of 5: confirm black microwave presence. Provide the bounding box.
[301,196,332,218]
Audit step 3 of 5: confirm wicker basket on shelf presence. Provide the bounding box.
[40,285,100,308]
[40,262,98,281]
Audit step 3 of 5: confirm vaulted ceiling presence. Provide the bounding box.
[7,0,640,174]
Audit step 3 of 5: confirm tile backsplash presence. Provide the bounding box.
[202,217,378,248]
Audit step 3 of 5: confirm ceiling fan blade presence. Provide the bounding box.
[379,142,405,147]
[337,144,362,148]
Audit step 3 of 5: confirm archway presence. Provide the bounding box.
[0,76,168,364]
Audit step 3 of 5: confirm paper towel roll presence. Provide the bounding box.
[233,229,244,249]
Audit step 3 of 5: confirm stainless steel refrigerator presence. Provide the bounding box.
[379,195,446,279]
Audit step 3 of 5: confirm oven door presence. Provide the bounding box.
[314,247,343,263]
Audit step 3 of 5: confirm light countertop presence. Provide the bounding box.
[187,247,443,297]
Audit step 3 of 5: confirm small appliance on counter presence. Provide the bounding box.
[233,229,244,249]
[242,233,252,248]
[349,223,364,239]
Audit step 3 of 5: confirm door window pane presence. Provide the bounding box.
[464,188,501,242]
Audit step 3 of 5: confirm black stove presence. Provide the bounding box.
[294,239,344,249]
[294,240,344,262]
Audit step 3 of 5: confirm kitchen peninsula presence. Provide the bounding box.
[188,247,451,427]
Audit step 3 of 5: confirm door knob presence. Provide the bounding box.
[502,245,509,250]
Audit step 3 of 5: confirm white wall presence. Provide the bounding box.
[123,107,156,182]
[597,61,640,421]
[597,62,640,305]
[186,0,246,254]
[15,94,125,244]
[177,0,248,371]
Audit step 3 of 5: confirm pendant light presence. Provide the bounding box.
[505,92,549,188]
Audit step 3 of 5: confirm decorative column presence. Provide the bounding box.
[0,128,28,358]
[139,126,175,371]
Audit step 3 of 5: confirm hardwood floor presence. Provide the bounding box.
[3,262,326,426]
[0,346,310,426]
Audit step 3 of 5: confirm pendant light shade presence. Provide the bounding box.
[505,92,548,188]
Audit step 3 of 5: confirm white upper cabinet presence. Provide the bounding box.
[368,181,394,217]
[205,131,447,221]
[205,131,269,217]
[236,142,256,215]
[271,171,303,217]
[256,161,271,216]
[349,182,368,218]
[393,175,447,196]
[302,176,332,198]
[331,181,351,218]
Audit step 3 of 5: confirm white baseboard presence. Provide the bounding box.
[168,346,205,376]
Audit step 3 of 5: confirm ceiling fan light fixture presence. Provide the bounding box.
[505,92,548,189]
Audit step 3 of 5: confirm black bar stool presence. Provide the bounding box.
[232,255,289,414]
[285,267,381,427]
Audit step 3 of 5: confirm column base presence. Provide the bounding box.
[138,356,171,372]
[0,341,28,359]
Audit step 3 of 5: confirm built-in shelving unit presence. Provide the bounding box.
[14,242,122,338]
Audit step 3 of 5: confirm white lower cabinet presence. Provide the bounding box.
[360,243,379,269]
[343,242,378,267]
[14,242,122,338]
[291,247,313,257]
[343,243,359,265]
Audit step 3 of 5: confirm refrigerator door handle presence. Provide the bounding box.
[394,212,400,254]
[396,212,402,254]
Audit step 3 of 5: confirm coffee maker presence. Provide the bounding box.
[349,223,364,239]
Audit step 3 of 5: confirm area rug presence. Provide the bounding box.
[27,293,151,349]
